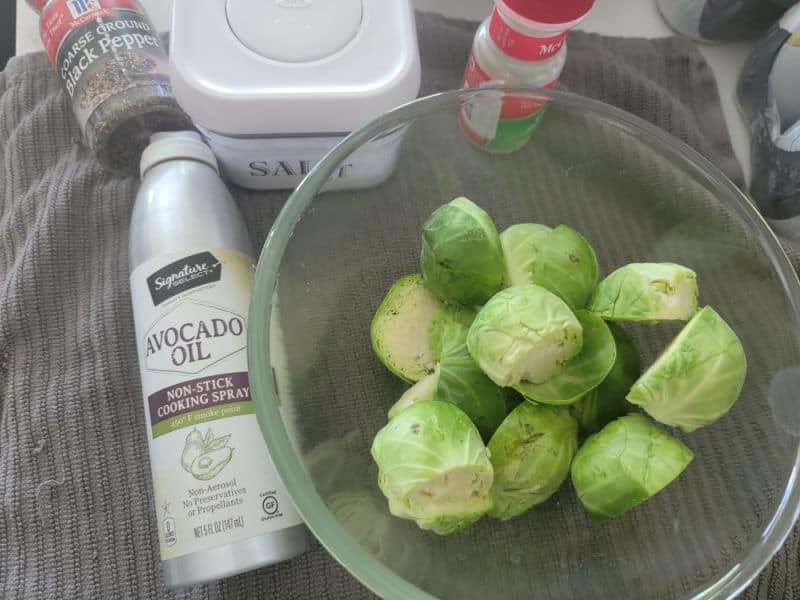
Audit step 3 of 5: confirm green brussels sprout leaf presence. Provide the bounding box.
[372,401,494,534]
[429,304,476,359]
[570,323,641,434]
[435,322,507,439]
[467,285,583,387]
[488,403,578,520]
[571,413,693,521]
[532,225,599,310]
[500,223,552,287]
[421,197,505,306]
[515,310,616,405]
[590,263,698,322]
[627,306,747,432]
[390,321,507,440]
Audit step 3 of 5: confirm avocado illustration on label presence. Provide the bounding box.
[180,427,234,480]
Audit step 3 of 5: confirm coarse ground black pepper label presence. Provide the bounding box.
[40,0,171,132]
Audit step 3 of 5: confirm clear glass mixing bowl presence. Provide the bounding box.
[248,88,800,599]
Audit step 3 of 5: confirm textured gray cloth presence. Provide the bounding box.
[0,12,796,600]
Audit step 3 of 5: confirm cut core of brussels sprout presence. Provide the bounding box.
[570,322,641,435]
[571,413,693,521]
[590,262,698,322]
[532,225,599,310]
[500,223,552,287]
[371,274,469,383]
[372,401,494,535]
[488,403,578,520]
[626,306,747,432]
[467,285,583,387]
[421,197,505,306]
[515,310,616,406]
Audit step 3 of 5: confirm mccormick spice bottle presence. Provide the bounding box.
[460,0,595,153]
[129,132,306,586]
[27,0,191,173]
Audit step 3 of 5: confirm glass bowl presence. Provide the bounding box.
[247,88,800,599]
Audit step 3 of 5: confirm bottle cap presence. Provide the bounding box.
[140,131,219,178]
[496,0,595,31]
[26,0,46,14]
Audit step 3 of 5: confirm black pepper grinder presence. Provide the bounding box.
[26,0,193,173]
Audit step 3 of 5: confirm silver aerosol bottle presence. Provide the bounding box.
[129,132,306,587]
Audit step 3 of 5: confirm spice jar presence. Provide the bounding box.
[27,0,192,173]
[460,0,595,153]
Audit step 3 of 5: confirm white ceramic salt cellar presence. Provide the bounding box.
[169,0,421,190]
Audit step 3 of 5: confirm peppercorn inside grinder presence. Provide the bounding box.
[169,0,421,191]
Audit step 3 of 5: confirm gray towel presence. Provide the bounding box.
[0,12,796,600]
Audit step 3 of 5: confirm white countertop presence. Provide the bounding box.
[15,0,755,183]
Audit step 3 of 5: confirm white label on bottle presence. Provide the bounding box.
[130,248,302,561]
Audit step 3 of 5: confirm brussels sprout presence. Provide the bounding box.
[571,413,693,521]
[590,263,698,322]
[371,274,472,382]
[421,197,505,306]
[434,323,507,439]
[626,306,747,432]
[532,225,599,310]
[372,401,494,534]
[500,223,552,287]
[570,323,641,434]
[388,367,440,420]
[488,403,578,520]
[515,310,616,406]
[429,304,476,359]
[390,322,507,439]
[467,285,583,387]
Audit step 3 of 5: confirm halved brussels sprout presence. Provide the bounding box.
[371,274,472,383]
[532,225,599,310]
[488,403,578,520]
[571,413,694,521]
[500,223,552,287]
[390,322,507,439]
[421,197,505,306]
[467,285,583,387]
[626,306,747,432]
[388,366,440,420]
[372,401,494,534]
[590,262,698,322]
[515,310,616,406]
[570,323,641,434]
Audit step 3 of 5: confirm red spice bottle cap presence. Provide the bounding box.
[26,0,48,14]
[497,0,595,29]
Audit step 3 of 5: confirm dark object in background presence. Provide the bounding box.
[737,4,800,237]
[26,0,191,174]
[658,0,795,41]
[0,1,14,69]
